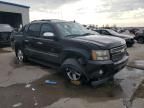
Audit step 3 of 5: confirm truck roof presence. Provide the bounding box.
[31,19,68,23]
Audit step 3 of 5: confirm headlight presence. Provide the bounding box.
[91,50,110,60]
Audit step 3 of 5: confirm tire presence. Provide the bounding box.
[60,58,87,85]
[127,43,133,47]
[15,48,27,63]
[137,37,144,44]
[11,41,15,50]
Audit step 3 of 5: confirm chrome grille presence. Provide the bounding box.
[110,45,126,62]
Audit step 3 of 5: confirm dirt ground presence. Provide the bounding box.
[0,43,144,108]
[126,44,144,70]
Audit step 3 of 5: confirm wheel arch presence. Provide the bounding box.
[60,48,90,64]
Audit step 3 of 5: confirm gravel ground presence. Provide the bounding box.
[128,43,144,61]
[127,43,144,69]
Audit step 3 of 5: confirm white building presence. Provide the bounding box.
[0,1,30,28]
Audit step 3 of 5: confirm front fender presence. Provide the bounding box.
[60,47,90,63]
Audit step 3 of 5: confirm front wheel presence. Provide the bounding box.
[137,37,144,44]
[61,59,87,85]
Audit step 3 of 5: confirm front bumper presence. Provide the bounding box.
[86,55,129,86]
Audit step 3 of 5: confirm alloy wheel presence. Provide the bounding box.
[17,50,24,62]
[65,67,81,81]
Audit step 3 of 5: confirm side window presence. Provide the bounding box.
[101,30,110,35]
[27,23,41,37]
[40,24,54,36]
[96,30,101,34]
[20,25,29,33]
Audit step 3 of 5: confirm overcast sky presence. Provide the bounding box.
[2,0,144,27]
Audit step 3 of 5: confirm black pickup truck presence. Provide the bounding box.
[11,19,128,86]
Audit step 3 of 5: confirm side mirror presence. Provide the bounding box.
[43,32,54,38]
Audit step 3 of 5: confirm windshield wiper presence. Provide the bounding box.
[65,34,81,37]
[81,33,95,36]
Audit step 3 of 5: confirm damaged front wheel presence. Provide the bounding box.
[61,58,87,85]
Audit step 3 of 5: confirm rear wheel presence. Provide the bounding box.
[61,58,87,85]
[16,49,27,63]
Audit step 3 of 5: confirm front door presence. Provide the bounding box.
[37,23,61,64]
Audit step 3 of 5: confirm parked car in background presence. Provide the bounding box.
[0,24,13,47]
[95,29,135,47]
[135,31,144,44]
[11,19,128,86]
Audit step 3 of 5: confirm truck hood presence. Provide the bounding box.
[71,35,126,49]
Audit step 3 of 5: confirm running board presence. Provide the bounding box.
[28,58,60,69]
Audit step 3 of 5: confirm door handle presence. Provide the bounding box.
[37,42,43,45]
[24,40,29,42]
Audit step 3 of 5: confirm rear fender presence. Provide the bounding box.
[14,35,25,51]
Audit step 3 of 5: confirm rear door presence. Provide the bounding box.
[24,23,42,59]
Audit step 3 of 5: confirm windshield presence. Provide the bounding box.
[107,29,120,35]
[56,22,97,37]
